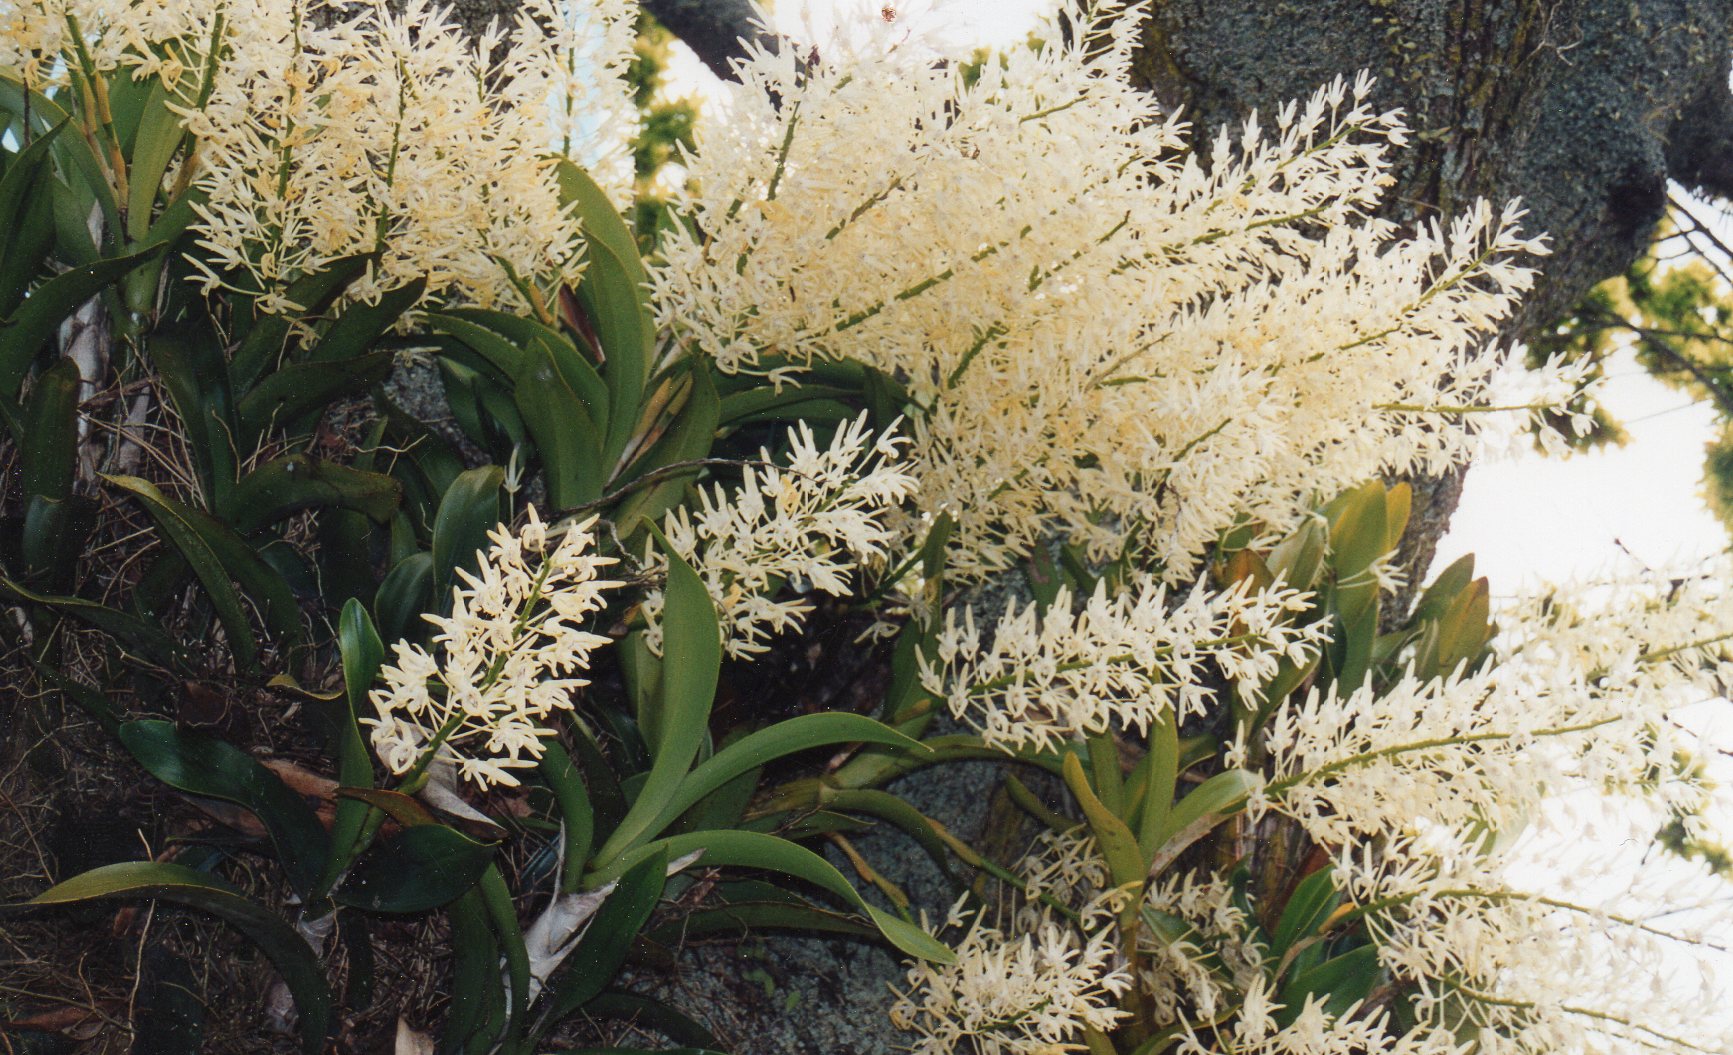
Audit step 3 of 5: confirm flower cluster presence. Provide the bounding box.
[1244,561,1733,1053]
[657,0,1565,580]
[182,0,637,313]
[890,894,1132,1055]
[921,577,1323,753]
[365,510,619,788]
[2,0,639,314]
[640,414,917,659]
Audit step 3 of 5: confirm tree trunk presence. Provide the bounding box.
[1131,0,1733,599]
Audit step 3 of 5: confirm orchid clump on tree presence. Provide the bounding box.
[1,0,1728,1052]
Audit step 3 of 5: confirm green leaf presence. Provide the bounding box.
[147,327,238,505]
[1275,944,1381,1027]
[228,256,374,393]
[581,992,719,1050]
[18,356,79,502]
[226,455,402,534]
[649,713,924,841]
[538,849,668,1029]
[335,825,494,913]
[17,861,331,1054]
[0,78,120,235]
[431,466,505,600]
[539,741,595,894]
[612,364,720,538]
[1134,711,1179,861]
[124,78,186,242]
[717,383,854,429]
[1270,865,1341,961]
[321,600,383,894]
[302,279,424,364]
[1061,752,1146,888]
[592,529,720,866]
[558,160,652,457]
[234,350,393,444]
[0,119,64,317]
[374,550,435,645]
[1148,768,1259,876]
[590,830,953,964]
[0,575,184,666]
[105,474,304,667]
[118,721,330,895]
[0,245,164,414]
[444,888,507,1053]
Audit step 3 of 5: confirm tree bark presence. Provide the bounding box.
[1132,0,1733,601]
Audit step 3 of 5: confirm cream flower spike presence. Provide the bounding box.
[365,509,620,789]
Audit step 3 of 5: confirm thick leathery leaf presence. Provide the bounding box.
[18,862,331,1054]
[118,720,330,895]
[335,825,494,913]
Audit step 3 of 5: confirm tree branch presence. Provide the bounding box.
[642,0,772,82]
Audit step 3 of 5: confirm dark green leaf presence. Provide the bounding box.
[374,550,434,645]
[124,79,186,242]
[538,850,667,1030]
[0,574,184,667]
[430,467,504,600]
[17,861,330,1054]
[18,356,79,502]
[302,280,424,364]
[1270,865,1341,962]
[335,825,494,913]
[539,742,595,894]
[105,474,304,666]
[0,245,164,413]
[119,720,330,895]
[591,530,719,865]
[226,455,401,534]
[234,350,393,444]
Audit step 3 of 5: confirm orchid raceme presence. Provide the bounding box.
[3,0,638,313]
[921,576,1325,753]
[656,0,1572,580]
[365,510,620,789]
[640,413,918,659]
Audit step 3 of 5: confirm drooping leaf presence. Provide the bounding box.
[648,713,924,840]
[17,861,331,1054]
[226,455,402,534]
[234,350,393,443]
[0,575,184,666]
[589,830,953,964]
[0,119,65,317]
[118,720,330,895]
[105,474,304,666]
[0,245,164,415]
